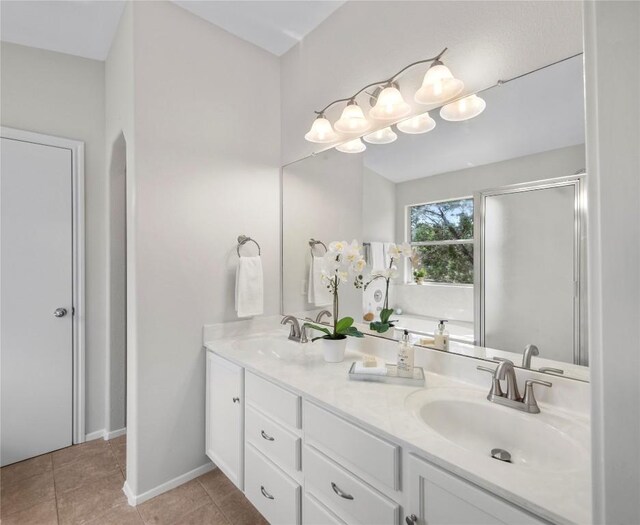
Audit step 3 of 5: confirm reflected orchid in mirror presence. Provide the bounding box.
[365,242,415,333]
[306,240,366,341]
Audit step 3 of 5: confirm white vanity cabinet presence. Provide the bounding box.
[406,454,546,525]
[205,350,551,525]
[205,352,244,490]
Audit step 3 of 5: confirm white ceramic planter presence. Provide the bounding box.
[316,336,348,363]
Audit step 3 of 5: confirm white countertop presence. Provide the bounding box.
[204,324,591,525]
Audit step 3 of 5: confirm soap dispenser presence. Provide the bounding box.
[434,320,450,351]
[397,330,415,378]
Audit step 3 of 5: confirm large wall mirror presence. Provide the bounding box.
[282,54,588,382]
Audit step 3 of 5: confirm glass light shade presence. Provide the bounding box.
[335,138,366,153]
[440,94,486,121]
[414,63,464,105]
[334,102,371,134]
[304,115,338,143]
[397,112,436,134]
[363,127,398,145]
[369,86,411,120]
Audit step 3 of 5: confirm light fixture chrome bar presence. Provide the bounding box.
[313,48,448,115]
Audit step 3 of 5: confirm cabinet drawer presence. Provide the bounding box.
[245,444,301,525]
[246,372,301,429]
[303,492,346,525]
[304,401,400,491]
[304,445,399,525]
[246,405,301,475]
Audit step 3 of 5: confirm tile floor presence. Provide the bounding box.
[0,436,267,524]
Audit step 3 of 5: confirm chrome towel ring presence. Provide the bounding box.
[309,238,328,256]
[237,235,261,257]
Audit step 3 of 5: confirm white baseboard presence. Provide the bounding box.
[122,462,215,506]
[84,429,105,441]
[105,428,126,440]
[84,427,127,442]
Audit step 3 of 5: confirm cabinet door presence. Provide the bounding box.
[206,352,244,489]
[407,454,545,525]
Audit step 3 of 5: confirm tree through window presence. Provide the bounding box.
[409,198,474,284]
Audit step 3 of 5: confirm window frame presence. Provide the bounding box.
[405,195,475,285]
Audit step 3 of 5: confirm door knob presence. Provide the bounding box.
[405,514,418,524]
[54,308,68,318]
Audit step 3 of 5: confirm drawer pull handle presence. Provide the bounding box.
[331,482,354,500]
[260,485,274,500]
[406,514,418,524]
[261,430,275,441]
[232,397,240,403]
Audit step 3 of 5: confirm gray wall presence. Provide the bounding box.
[125,1,281,496]
[0,42,109,436]
[584,1,640,522]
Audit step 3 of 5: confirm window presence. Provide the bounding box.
[409,197,474,284]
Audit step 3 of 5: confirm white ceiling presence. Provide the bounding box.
[173,1,345,56]
[363,55,586,183]
[0,1,126,60]
[0,0,345,60]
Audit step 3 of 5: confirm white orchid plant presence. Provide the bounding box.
[365,242,414,333]
[304,240,366,341]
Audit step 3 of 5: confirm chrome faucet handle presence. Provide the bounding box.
[538,367,564,375]
[299,324,309,344]
[477,366,504,398]
[523,379,552,414]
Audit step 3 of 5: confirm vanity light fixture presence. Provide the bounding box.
[335,137,366,153]
[440,94,487,121]
[334,101,371,134]
[369,84,411,121]
[303,47,485,152]
[304,114,339,143]
[396,111,437,134]
[363,126,398,145]
[414,61,464,105]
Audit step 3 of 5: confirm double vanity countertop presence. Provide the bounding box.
[204,322,591,525]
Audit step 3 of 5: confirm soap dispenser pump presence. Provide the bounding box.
[397,330,415,378]
[434,320,450,351]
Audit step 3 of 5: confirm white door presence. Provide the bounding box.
[206,352,244,489]
[1,137,74,466]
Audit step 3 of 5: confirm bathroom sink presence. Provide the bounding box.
[405,387,589,473]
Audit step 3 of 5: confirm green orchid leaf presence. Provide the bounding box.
[303,323,331,338]
[335,316,354,333]
[379,308,394,324]
[369,321,391,334]
[342,326,364,338]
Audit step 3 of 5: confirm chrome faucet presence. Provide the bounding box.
[477,359,552,414]
[521,344,539,368]
[314,310,332,324]
[521,343,565,375]
[281,315,308,343]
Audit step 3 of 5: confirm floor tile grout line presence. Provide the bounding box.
[51,454,61,525]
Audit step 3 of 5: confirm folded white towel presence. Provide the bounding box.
[235,256,264,318]
[308,256,332,306]
[383,242,393,268]
[353,362,388,376]
[370,242,385,271]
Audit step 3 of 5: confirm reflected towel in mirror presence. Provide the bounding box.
[308,256,332,306]
[235,256,264,317]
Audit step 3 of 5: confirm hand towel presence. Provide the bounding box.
[308,256,332,306]
[235,256,264,318]
[383,242,393,268]
[370,242,385,271]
